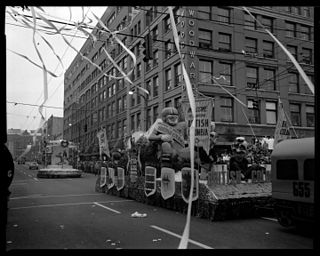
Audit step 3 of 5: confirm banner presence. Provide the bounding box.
[107,167,115,190]
[160,167,175,200]
[97,128,110,158]
[129,158,138,183]
[116,167,125,191]
[274,99,291,147]
[144,166,157,197]
[181,168,199,204]
[181,98,213,155]
[100,167,107,188]
[155,122,185,148]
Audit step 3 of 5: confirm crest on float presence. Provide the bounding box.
[181,167,199,203]
[161,167,175,200]
[107,167,115,190]
[100,167,107,188]
[144,166,157,197]
[116,167,125,191]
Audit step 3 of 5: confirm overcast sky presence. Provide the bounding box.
[6,6,108,131]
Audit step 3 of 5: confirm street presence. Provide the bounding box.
[6,163,314,250]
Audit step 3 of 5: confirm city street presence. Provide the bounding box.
[6,163,313,250]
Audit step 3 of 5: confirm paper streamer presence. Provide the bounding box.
[168,6,196,249]
[242,7,314,95]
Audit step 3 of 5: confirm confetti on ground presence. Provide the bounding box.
[13,224,18,227]
[106,239,112,243]
[111,243,116,246]
[265,232,269,235]
[131,211,147,218]
[60,225,64,229]
[7,241,12,244]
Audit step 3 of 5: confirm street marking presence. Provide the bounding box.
[10,200,132,210]
[11,193,106,200]
[261,217,278,222]
[94,202,121,214]
[150,225,214,249]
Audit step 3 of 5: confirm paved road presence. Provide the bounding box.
[6,163,314,250]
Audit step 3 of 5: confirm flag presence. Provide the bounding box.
[274,99,291,147]
[96,128,110,158]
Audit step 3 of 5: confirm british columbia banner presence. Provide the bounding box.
[274,99,291,147]
[181,98,213,155]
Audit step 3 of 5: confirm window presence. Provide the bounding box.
[266,102,277,124]
[301,48,312,64]
[262,16,273,32]
[218,33,231,51]
[111,101,115,117]
[165,100,172,107]
[130,115,135,131]
[199,29,212,49]
[217,62,232,86]
[137,113,141,130]
[300,25,311,40]
[287,45,297,60]
[306,105,314,127]
[288,73,299,93]
[153,105,159,122]
[304,75,314,94]
[136,41,141,57]
[245,37,257,54]
[220,97,233,122]
[152,26,158,41]
[291,6,300,15]
[174,97,181,110]
[217,7,230,24]
[286,22,296,38]
[248,99,260,124]
[122,119,127,137]
[123,95,127,110]
[304,159,314,180]
[146,59,152,72]
[290,103,301,126]
[146,80,152,97]
[244,13,256,30]
[264,68,276,91]
[276,160,298,180]
[263,40,274,58]
[137,63,141,78]
[198,6,211,20]
[165,68,172,91]
[153,50,159,67]
[112,83,116,95]
[137,21,141,35]
[165,40,172,58]
[302,7,311,18]
[117,121,122,138]
[147,108,151,129]
[153,76,159,97]
[199,60,212,83]
[130,92,135,107]
[117,98,122,113]
[174,62,182,87]
[246,66,258,88]
[164,15,171,32]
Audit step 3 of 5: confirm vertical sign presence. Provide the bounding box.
[144,166,157,197]
[181,98,213,154]
[129,158,138,183]
[107,167,115,189]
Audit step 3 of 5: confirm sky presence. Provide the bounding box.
[6,6,108,131]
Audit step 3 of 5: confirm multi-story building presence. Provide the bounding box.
[63,6,314,155]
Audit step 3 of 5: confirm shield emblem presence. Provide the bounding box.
[107,167,115,189]
[161,167,175,200]
[116,167,125,191]
[181,167,199,203]
[144,166,157,197]
[100,167,107,188]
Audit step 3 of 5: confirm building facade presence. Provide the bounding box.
[63,6,314,155]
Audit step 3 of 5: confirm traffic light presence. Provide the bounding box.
[142,34,153,62]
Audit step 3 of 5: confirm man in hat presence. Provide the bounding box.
[229,137,249,181]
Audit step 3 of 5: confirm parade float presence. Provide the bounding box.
[37,140,82,178]
[95,100,273,221]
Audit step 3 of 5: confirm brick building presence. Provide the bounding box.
[63,6,314,155]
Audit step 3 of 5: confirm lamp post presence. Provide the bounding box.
[128,86,150,131]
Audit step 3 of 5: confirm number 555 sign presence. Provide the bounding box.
[293,181,311,198]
